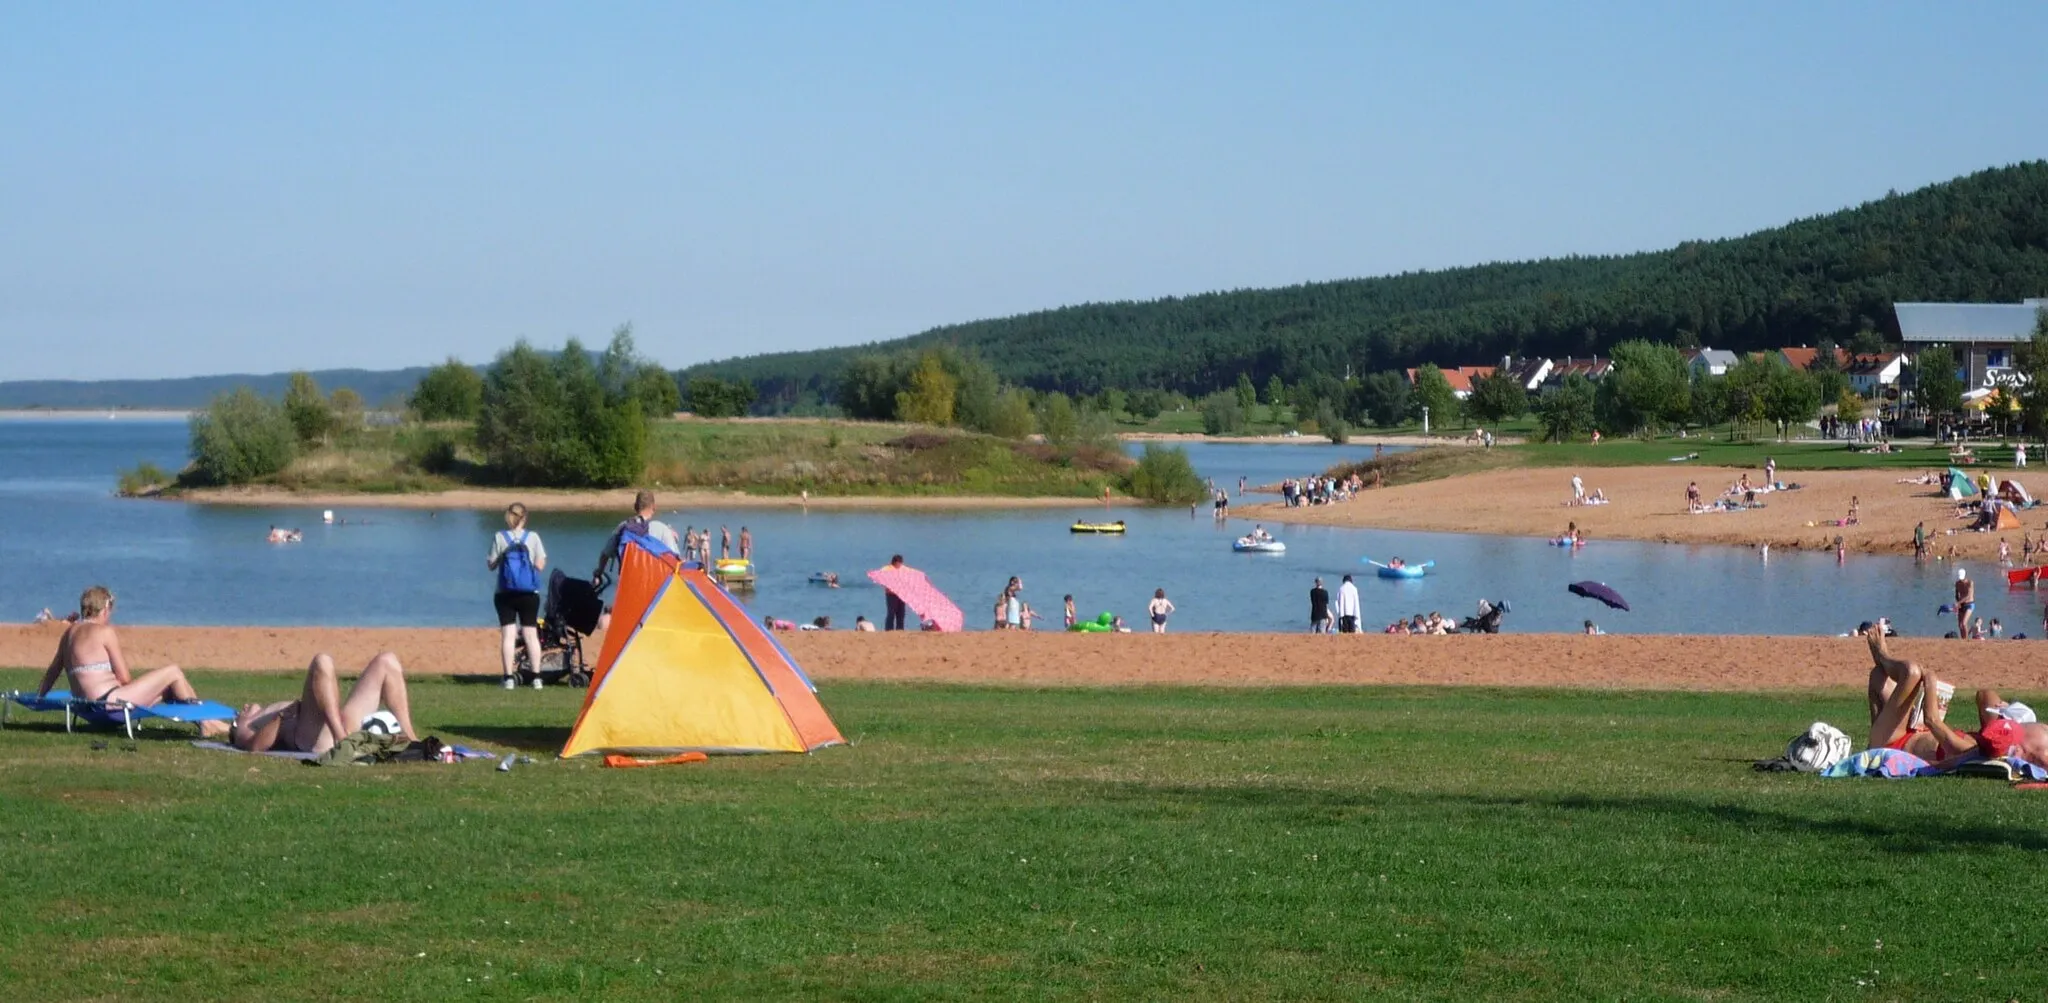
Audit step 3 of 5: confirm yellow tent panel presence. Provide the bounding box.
[562,580,805,756]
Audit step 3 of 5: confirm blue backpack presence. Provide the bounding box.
[496,530,541,594]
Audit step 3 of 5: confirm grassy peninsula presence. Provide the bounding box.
[140,418,1137,500]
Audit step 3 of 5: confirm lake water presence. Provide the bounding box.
[0,417,2029,637]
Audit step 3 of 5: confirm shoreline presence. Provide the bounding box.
[5,626,2046,692]
[1120,431,1513,447]
[1242,463,2045,564]
[176,486,1143,512]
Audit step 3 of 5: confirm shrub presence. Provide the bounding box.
[1122,444,1205,504]
[283,372,334,445]
[409,359,484,421]
[116,461,173,496]
[477,337,648,487]
[1200,393,1245,435]
[189,388,298,484]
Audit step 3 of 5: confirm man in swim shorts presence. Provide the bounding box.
[1954,568,1974,640]
[231,652,419,755]
[1915,680,2035,766]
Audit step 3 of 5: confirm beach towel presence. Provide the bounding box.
[867,564,964,632]
[1822,748,1937,778]
[190,740,318,761]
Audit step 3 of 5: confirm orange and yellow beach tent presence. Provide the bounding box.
[562,535,843,757]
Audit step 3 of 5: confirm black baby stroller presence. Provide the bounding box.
[514,571,604,687]
[1458,599,1511,634]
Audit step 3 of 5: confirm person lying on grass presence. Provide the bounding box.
[231,652,419,754]
[1914,679,2047,769]
[35,586,228,738]
[1859,619,1936,758]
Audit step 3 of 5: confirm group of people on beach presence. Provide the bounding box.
[33,584,421,756]
[1278,473,1362,508]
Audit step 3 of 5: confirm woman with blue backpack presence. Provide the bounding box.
[487,503,548,690]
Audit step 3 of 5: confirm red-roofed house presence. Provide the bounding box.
[1405,366,1496,399]
[1778,346,1850,371]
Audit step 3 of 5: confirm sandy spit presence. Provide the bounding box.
[1245,464,2048,564]
[5,624,2044,693]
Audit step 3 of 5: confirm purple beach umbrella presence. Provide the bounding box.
[1568,580,1630,612]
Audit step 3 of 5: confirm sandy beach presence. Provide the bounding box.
[180,486,1136,512]
[1244,464,2048,563]
[6,624,2044,693]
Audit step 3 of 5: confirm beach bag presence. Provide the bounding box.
[1784,721,1852,773]
[496,530,541,594]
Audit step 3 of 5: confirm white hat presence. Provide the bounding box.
[1992,702,2037,724]
[1957,568,1968,580]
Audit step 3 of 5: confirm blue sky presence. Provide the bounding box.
[4,2,2043,381]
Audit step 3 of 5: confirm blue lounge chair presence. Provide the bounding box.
[2,689,237,740]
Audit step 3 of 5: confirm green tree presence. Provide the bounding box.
[1316,402,1349,443]
[837,355,906,420]
[1805,339,1848,405]
[189,387,299,484]
[1913,345,1964,423]
[1722,356,1774,436]
[1761,361,1821,429]
[1847,328,1887,357]
[1264,374,1285,411]
[1127,389,1167,421]
[947,350,1003,434]
[1836,386,1865,424]
[1201,392,1245,435]
[477,338,648,487]
[1409,365,1458,428]
[685,376,753,417]
[2012,309,2048,436]
[1537,374,1596,442]
[1098,387,1127,420]
[283,371,334,445]
[988,388,1037,439]
[1464,370,1527,423]
[408,359,484,421]
[1234,374,1257,414]
[1690,374,1730,430]
[1035,392,1079,445]
[630,365,683,417]
[327,387,365,444]
[1598,341,1692,434]
[1353,371,1411,428]
[894,353,958,426]
[1122,444,1205,504]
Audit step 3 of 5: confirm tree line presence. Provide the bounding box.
[186,326,683,489]
[685,161,2048,407]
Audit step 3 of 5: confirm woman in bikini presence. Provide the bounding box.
[231,652,419,755]
[34,586,227,737]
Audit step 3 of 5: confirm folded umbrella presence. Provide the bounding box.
[1568,580,1630,612]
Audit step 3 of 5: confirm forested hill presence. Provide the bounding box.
[0,367,437,410]
[691,162,2048,403]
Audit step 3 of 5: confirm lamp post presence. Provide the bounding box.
[1422,405,1430,435]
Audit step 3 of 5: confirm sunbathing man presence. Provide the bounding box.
[36,586,228,738]
[1859,619,1937,759]
[1914,678,2034,767]
[230,652,419,755]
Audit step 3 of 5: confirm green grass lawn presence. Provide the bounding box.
[2,672,2041,1001]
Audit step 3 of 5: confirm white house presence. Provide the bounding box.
[1684,348,1739,378]
[1845,353,1904,395]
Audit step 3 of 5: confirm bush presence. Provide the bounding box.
[477,337,648,487]
[1200,392,1245,435]
[685,375,756,418]
[189,388,298,484]
[399,426,466,475]
[409,359,484,421]
[283,372,334,445]
[116,461,173,496]
[1122,444,1205,504]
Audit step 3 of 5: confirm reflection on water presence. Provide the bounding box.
[0,418,2030,637]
